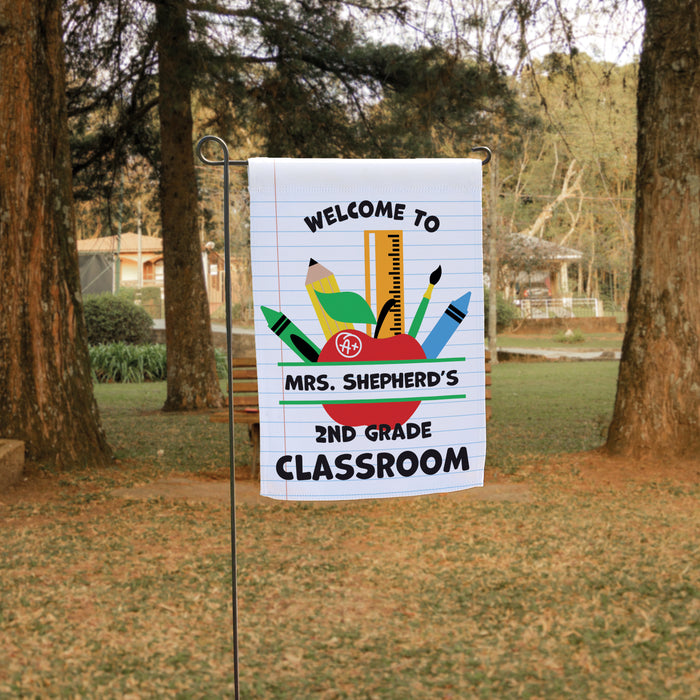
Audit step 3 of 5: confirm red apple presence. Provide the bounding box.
[318,329,426,426]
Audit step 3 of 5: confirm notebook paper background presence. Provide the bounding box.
[248,158,486,501]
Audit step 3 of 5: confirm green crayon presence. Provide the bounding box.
[261,306,320,363]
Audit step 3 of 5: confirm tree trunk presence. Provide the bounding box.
[587,216,596,298]
[0,0,110,468]
[155,0,224,411]
[606,0,700,458]
[577,263,583,295]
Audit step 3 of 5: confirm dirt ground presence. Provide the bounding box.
[3,449,697,509]
[109,478,533,505]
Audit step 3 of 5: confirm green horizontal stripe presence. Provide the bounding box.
[279,357,466,367]
[279,394,466,406]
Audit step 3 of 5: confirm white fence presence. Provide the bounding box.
[515,297,604,319]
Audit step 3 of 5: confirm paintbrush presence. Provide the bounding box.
[408,265,442,338]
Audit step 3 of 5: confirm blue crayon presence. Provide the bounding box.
[421,292,471,359]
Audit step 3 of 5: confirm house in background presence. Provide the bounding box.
[77,233,227,314]
[202,242,226,314]
[77,233,164,292]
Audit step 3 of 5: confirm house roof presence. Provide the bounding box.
[77,233,163,254]
[506,233,584,262]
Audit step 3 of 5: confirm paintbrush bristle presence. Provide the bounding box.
[429,265,442,286]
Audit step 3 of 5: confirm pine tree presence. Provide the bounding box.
[62,0,511,411]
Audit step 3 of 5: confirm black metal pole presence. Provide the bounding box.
[196,136,246,700]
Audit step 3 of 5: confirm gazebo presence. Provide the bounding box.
[501,233,584,299]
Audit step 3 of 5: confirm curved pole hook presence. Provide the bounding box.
[196,135,228,166]
[196,134,249,167]
[470,146,492,166]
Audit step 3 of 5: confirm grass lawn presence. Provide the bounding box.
[488,361,620,471]
[0,362,698,698]
[496,331,624,351]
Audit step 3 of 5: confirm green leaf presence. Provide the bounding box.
[315,291,377,324]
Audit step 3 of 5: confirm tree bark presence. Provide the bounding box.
[155,0,224,411]
[606,0,700,458]
[0,0,110,468]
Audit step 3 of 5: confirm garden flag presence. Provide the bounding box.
[248,158,486,500]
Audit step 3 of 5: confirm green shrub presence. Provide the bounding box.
[214,348,228,379]
[115,287,136,304]
[553,328,586,344]
[90,343,167,383]
[84,294,154,345]
[484,289,519,333]
[138,287,163,319]
[211,300,254,325]
[90,343,229,383]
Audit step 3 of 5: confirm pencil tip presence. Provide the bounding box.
[309,258,317,266]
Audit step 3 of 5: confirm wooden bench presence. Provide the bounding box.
[211,351,492,477]
[210,357,262,475]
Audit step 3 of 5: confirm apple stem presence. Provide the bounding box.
[374,298,396,338]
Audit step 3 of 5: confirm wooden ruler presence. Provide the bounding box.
[364,230,404,337]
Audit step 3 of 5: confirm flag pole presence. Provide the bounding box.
[196,136,246,700]
[193,139,490,698]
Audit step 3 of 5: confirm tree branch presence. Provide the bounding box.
[517,159,585,239]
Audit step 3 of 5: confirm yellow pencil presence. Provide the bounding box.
[305,258,354,340]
